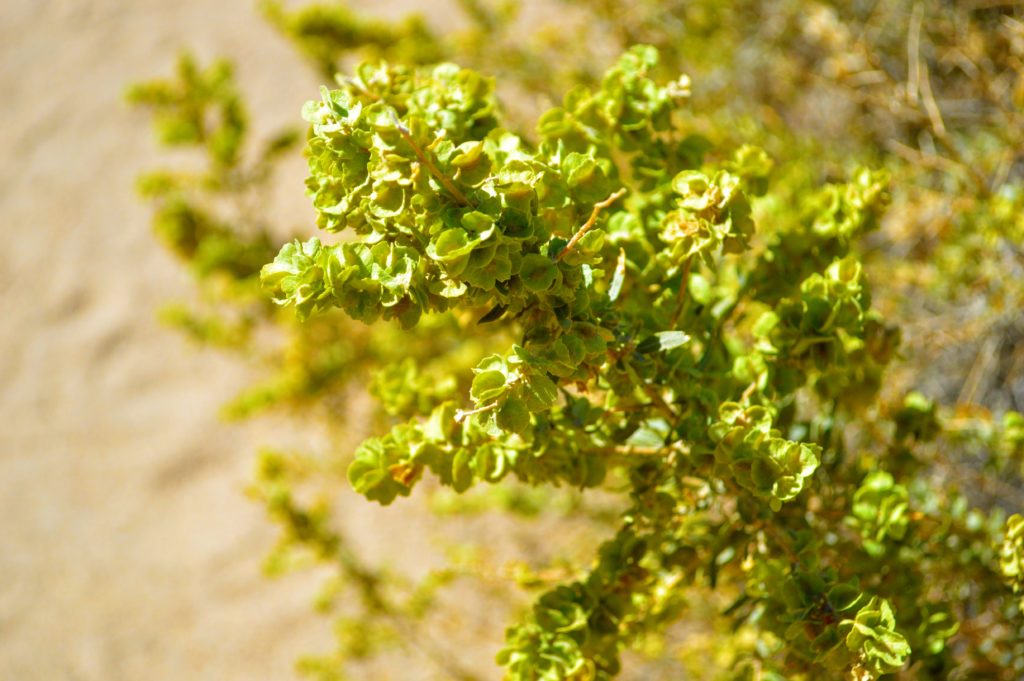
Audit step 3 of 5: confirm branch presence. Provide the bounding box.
[740,380,758,404]
[592,441,690,458]
[919,60,947,139]
[884,139,966,179]
[906,3,923,105]
[556,188,627,261]
[454,401,499,423]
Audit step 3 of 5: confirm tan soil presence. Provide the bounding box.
[0,1,462,679]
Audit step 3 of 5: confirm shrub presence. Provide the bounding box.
[131,2,1024,678]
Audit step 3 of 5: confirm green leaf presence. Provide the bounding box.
[497,397,531,434]
[639,331,690,353]
[348,438,411,505]
[520,373,558,412]
[519,253,559,292]
[471,370,508,403]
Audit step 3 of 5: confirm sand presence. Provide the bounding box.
[0,1,450,678]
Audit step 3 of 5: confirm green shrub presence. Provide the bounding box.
[131,2,1024,678]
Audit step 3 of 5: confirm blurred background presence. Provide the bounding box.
[0,1,407,678]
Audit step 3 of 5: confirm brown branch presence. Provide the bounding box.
[919,60,947,139]
[906,3,947,139]
[884,139,968,179]
[740,381,758,404]
[906,3,923,104]
[556,188,627,261]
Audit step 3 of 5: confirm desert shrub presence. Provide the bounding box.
[131,1,1024,678]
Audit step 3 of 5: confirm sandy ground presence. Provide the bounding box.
[0,1,463,679]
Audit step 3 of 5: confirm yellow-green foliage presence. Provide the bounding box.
[131,2,1024,679]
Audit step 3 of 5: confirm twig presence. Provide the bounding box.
[606,442,688,457]
[906,3,923,104]
[906,3,947,139]
[740,381,758,404]
[884,139,965,178]
[455,401,499,422]
[389,110,472,206]
[920,61,947,139]
[956,334,999,407]
[556,188,627,261]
